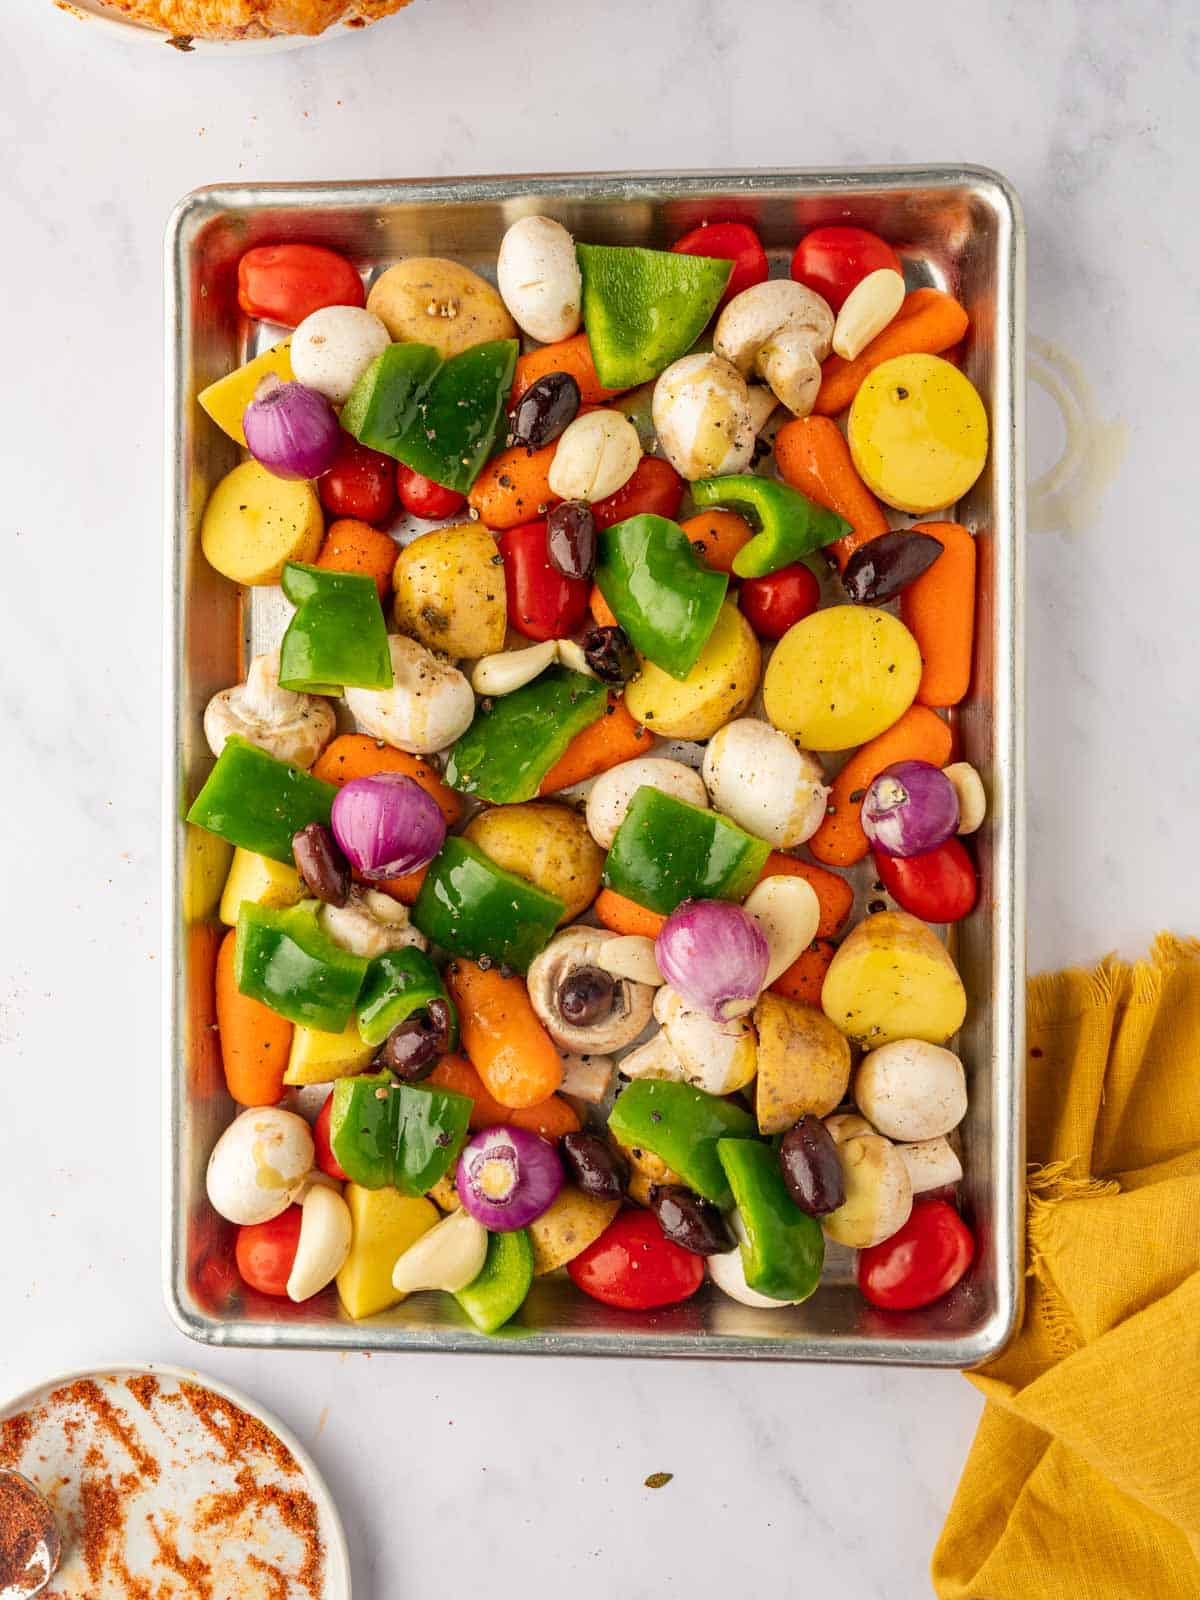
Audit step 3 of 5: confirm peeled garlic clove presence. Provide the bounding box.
[743,875,821,989]
[287,1182,352,1302]
[391,1206,488,1295]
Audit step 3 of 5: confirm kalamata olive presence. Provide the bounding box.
[779,1116,846,1215]
[509,371,581,450]
[560,1131,627,1201]
[648,1185,734,1256]
[376,998,453,1081]
[546,500,597,580]
[841,530,944,604]
[583,625,639,685]
[558,966,615,1026]
[292,821,350,907]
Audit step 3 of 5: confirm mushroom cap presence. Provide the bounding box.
[650,352,755,481]
[204,649,336,769]
[205,1107,315,1227]
[822,1133,913,1248]
[345,634,475,756]
[652,986,758,1096]
[527,926,654,1054]
[854,1039,967,1142]
[319,886,428,959]
[713,279,834,375]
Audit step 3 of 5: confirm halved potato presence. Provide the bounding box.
[821,910,966,1048]
[367,259,517,359]
[754,991,851,1133]
[200,460,323,587]
[624,601,760,740]
[336,1185,440,1320]
[528,1188,620,1275]
[763,606,921,751]
[465,802,604,924]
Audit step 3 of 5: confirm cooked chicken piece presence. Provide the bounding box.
[98,0,410,40]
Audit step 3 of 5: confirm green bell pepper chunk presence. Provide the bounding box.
[186,736,336,865]
[278,563,393,695]
[603,786,770,916]
[717,1139,825,1302]
[595,514,728,681]
[413,837,564,973]
[235,901,368,1033]
[356,947,457,1050]
[607,1081,757,1207]
[454,1228,534,1334]
[341,339,518,494]
[690,475,852,579]
[444,666,608,803]
[576,244,731,388]
[329,1071,473,1196]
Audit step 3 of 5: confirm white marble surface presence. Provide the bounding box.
[2,3,1197,1595]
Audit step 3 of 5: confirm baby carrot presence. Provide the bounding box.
[900,521,977,707]
[445,960,564,1109]
[815,288,969,416]
[511,332,619,407]
[680,510,754,575]
[773,415,889,570]
[315,518,397,602]
[539,696,654,794]
[808,705,953,867]
[215,929,292,1106]
[770,939,838,1007]
[430,1055,580,1140]
[589,586,619,628]
[468,441,559,530]
[756,851,854,940]
[593,888,667,940]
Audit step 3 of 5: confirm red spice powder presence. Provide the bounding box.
[179,1384,299,1477]
[0,1413,33,1470]
[124,1375,161,1413]
[0,1473,53,1596]
[50,1381,160,1482]
[199,1467,323,1599]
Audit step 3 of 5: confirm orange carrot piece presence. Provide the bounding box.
[773,415,889,571]
[468,441,559,530]
[679,510,754,575]
[315,518,397,602]
[511,332,619,407]
[589,585,619,628]
[808,705,953,867]
[770,939,838,1006]
[593,888,667,940]
[311,734,463,826]
[814,288,969,416]
[430,1055,580,1140]
[539,696,654,793]
[445,960,564,1109]
[756,851,854,941]
[215,929,292,1107]
[900,521,976,708]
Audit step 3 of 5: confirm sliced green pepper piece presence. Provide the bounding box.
[454,1228,534,1334]
[690,475,851,579]
[576,244,731,388]
[412,837,564,973]
[595,514,728,681]
[356,947,457,1050]
[329,1071,473,1196]
[341,339,518,494]
[186,736,336,865]
[444,666,607,803]
[603,787,770,915]
[717,1138,825,1302]
[278,563,393,695]
[235,901,368,1033]
[608,1081,757,1207]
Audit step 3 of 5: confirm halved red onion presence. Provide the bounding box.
[243,374,340,481]
[456,1126,563,1231]
[654,898,769,1021]
[862,760,959,858]
[330,773,447,880]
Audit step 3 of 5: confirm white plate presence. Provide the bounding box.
[0,1363,351,1598]
[51,0,394,52]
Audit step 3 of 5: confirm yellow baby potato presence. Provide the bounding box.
[821,910,967,1049]
[848,353,988,514]
[528,1188,621,1275]
[336,1185,440,1320]
[754,992,852,1133]
[393,523,507,660]
[624,600,760,740]
[763,606,920,751]
[219,848,304,927]
[200,460,324,587]
[366,258,517,359]
[198,341,293,445]
[464,802,604,924]
[283,1020,375,1086]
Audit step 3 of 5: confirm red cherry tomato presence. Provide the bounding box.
[790,226,903,313]
[497,520,591,642]
[873,837,978,923]
[235,1206,303,1298]
[396,464,467,521]
[567,1209,705,1310]
[672,221,769,310]
[318,433,396,524]
[858,1199,975,1310]
[314,1093,349,1182]
[236,244,365,327]
[738,563,821,640]
[590,456,684,530]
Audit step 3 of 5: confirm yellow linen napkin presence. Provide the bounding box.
[933,935,1200,1599]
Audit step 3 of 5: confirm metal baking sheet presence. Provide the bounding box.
[164,169,1025,1363]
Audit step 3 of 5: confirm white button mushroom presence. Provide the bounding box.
[898,1135,964,1195]
[345,634,475,756]
[742,875,821,990]
[653,986,757,1096]
[585,757,709,850]
[391,1205,489,1295]
[708,1211,800,1308]
[558,1052,616,1104]
[319,886,428,959]
[713,280,835,418]
[204,650,336,770]
[702,718,830,848]
[289,305,392,405]
[205,1107,315,1227]
[853,1039,967,1142]
[651,352,756,481]
[822,1133,913,1248]
[547,410,642,503]
[286,1181,353,1302]
[527,927,654,1054]
[496,215,582,344]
